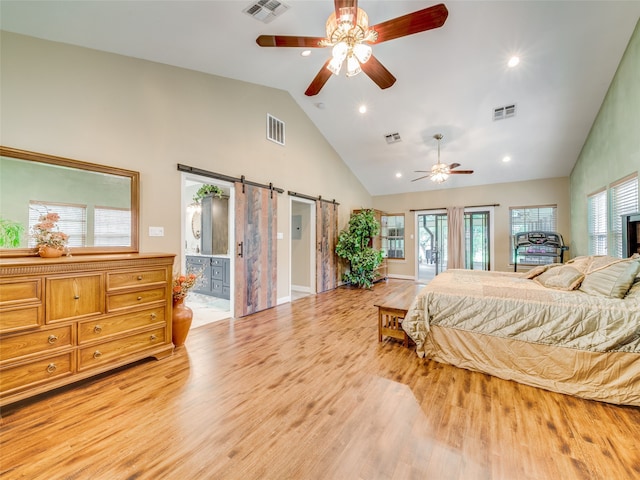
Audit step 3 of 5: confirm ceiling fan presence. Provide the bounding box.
[412,134,474,183]
[256,1,448,96]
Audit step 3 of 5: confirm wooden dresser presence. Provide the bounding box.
[0,253,175,406]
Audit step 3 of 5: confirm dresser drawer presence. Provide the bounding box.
[77,327,166,371]
[211,257,226,267]
[107,287,166,312]
[107,269,168,291]
[0,278,41,307]
[0,305,42,334]
[0,352,74,395]
[46,274,104,323]
[0,325,73,363]
[78,307,166,344]
[212,266,224,280]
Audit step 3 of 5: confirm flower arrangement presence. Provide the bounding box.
[172,273,198,302]
[31,212,69,253]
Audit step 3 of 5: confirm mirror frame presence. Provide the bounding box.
[0,146,139,257]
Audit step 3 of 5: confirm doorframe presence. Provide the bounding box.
[289,196,316,298]
[180,172,235,316]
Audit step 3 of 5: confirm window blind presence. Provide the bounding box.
[587,190,607,255]
[94,207,131,246]
[28,202,87,247]
[610,175,639,257]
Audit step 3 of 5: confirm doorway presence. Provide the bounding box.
[181,173,233,327]
[290,198,316,300]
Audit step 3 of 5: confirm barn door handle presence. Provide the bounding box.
[237,241,244,258]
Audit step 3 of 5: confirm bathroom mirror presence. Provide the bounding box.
[0,146,139,257]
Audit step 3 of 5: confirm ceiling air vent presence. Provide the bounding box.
[384,132,402,144]
[493,104,517,121]
[243,0,290,24]
[267,114,285,146]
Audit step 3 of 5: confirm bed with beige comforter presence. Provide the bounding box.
[403,256,640,406]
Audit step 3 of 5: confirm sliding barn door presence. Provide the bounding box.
[234,183,277,318]
[316,200,339,293]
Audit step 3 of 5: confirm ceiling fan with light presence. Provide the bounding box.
[256,1,448,96]
[412,134,474,183]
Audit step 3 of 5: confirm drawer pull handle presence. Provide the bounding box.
[94,325,103,334]
[74,295,80,300]
[47,363,57,374]
[150,313,157,320]
[137,275,143,280]
[137,296,143,301]
[93,350,102,359]
[47,334,58,344]
[150,334,157,341]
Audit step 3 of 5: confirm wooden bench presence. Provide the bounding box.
[375,283,424,347]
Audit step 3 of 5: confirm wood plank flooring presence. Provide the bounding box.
[1,279,639,480]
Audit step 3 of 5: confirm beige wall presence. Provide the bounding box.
[373,177,571,276]
[0,31,372,300]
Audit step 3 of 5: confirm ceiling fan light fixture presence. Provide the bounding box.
[430,163,450,183]
[352,43,372,64]
[346,54,362,77]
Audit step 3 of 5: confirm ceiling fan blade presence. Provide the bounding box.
[414,170,430,173]
[361,55,396,89]
[370,3,449,44]
[335,0,358,27]
[305,59,333,96]
[256,35,327,48]
[411,175,431,182]
[449,163,461,169]
[450,170,474,174]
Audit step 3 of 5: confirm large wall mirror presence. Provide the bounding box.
[0,146,139,257]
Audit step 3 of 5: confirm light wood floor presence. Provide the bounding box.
[1,279,639,480]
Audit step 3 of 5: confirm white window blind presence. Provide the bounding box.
[610,175,639,257]
[94,207,131,246]
[28,202,87,247]
[588,190,607,255]
[510,206,557,260]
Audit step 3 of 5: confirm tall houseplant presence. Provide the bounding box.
[335,209,383,288]
[193,184,223,204]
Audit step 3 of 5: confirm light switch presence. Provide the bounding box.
[277,232,284,240]
[149,226,164,237]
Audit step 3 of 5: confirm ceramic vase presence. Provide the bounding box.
[38,245,64,258]
[172,298,193,347]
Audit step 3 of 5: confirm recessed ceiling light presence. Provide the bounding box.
[395,172,402,178]
[301,50,311,57]
[507,56,520,68]
[358,105,367,114]
[502,156,511,163]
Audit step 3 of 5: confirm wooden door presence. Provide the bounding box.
[316,200,339,293]
[234,183,277,317]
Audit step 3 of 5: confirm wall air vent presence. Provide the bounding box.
[493,104,517,121]
[267,114,285,145]
[384,132,402,144]
[243,0,290,23]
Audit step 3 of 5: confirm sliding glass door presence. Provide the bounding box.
[416,208,493,282]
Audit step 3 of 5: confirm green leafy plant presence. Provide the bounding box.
[193,184,223,203]
[0,217,25,248]
[335,209,383,288]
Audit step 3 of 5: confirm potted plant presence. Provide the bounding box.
[0,217,25,248]
[335,209,383,288]
[31,212,69,257]
[193,184,223,204]
[171,272,198,347]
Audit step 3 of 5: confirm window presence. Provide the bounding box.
[588,189,607,255]
[381,214,404,259]
[589,174,639,257]
[28,201,87,247]
[509,205,557,261]
[94,206,132,246]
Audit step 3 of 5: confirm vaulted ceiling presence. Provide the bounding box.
[2,1,639,195]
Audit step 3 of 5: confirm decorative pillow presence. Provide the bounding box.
[579,259,640,298]
[521,264,559,279]
[624,277,640,299]
[534,265,584,291]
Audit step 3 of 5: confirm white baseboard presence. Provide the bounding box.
[291,285,312,293]
[277,296,291,305]
[387,274,416,281]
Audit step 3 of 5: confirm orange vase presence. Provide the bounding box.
[38,245,64,258]
[172,298,193,347]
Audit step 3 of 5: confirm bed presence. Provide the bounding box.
[402,255,640,406]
